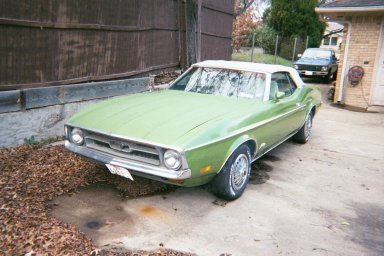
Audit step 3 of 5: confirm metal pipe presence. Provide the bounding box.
[251,32,256,62]
[292,37,298,66]
[274,35,279,64]
[316,6,384,13]
[338,21,352,104]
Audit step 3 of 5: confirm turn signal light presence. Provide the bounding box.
[200,165,212,173]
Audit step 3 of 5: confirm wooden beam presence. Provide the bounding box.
[186,0,198,66]
[178,0,188,70]
[0,18,178,32]
[196,0,202,62]
[0,63,179,90]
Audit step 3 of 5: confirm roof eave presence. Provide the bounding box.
[315,6,384,13]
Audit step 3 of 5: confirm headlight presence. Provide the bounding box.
[321,66,328,71]
[163,150,182,170]
[70,128,84,145]
[294,65,299,69]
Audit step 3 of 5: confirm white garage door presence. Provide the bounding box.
[372,23,384,106]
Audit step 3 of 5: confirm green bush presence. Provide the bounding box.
[279,38,295,60]
[232,52,292,67]
[254,26,278,53]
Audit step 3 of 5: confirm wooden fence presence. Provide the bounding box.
[0,0,234,91]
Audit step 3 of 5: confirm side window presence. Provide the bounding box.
[170,68,197,91]
[285,74,297,95]
[330,37,338,46]
[323,37,330,46]
[270,72,296,99]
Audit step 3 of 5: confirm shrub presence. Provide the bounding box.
[254,26,278,54]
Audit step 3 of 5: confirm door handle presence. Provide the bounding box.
[296,102,302,107]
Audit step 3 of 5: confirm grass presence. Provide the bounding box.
[232,51,293,67]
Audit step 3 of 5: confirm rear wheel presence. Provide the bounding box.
[293,111,313,144]
[210,145,251,200]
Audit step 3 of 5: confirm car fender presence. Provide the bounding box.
[304,96,319,120]
[217,135,257,174]
[303,87,320,117]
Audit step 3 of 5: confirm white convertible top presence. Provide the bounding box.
[192,60,304,88]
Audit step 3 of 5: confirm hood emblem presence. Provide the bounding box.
[110,140,132,153]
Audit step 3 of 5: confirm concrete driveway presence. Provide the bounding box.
[52,82,384,256]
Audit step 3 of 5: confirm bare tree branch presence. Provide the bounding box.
[322,28,344,38]
[235,0,255,17]
[235,0,269,18]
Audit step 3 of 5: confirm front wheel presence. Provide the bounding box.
[323,71,331,84]
[210,145,251,200]
[293,111,313,144]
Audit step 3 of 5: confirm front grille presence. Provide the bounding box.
[297,65,322,71]
[84,132,161,166]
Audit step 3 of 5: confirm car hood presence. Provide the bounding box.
[295,58,330,66]
[68,90,266,149]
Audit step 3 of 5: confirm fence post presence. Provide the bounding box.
[196,0,202,62]
[251,32,256,62]
[306,36,309,49]
[292,37,298,66]
[274,35,279,64]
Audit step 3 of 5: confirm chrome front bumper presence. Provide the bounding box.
[297,70,328,76]
[65,140,191,180]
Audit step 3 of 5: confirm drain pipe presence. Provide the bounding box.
[337,21,352,104]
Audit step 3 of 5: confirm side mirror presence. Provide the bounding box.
[276,91,285,100]
[297,54,302,58]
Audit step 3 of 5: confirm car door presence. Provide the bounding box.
[330,50,338,73]
[263,72,307,147]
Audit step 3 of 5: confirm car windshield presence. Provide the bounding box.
[169,67,266,100]
[302,49,331,60]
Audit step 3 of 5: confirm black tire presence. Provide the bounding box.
[210,144,251,200]
[332,69,338,81]
[293,110,313,144]
[327,87,335,101]
[323,71,331,84]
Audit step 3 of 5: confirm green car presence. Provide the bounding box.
[65,61,321,200]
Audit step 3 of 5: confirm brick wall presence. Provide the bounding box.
[334,15,383,109]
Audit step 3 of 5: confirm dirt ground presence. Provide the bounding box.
[49,82,384,256]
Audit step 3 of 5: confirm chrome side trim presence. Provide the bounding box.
[251,131,297,163]
[65,141,191,180]
[185,104,307,151]
[263,73,272,101]
[216,130,298,174]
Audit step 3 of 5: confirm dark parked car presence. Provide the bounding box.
[294,48,338,83]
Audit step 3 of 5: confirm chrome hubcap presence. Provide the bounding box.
[230,154,249,191]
